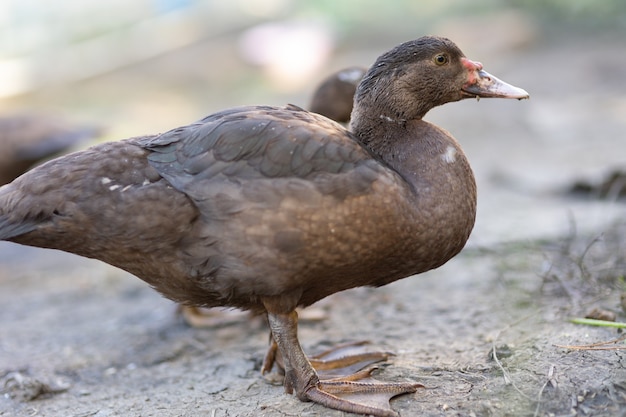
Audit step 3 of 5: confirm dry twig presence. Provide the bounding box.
[553,333,626,351]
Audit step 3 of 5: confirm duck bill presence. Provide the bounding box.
[462,69,529,100]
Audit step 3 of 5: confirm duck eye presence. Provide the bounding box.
[434,54,448,65]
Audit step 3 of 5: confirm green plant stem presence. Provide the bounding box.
[570,317,626,328]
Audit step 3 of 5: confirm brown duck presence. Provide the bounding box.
[0,36,528,416]
[0,113,101,185]
[309,66,366,123]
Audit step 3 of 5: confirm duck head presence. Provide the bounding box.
[352,35,529,123]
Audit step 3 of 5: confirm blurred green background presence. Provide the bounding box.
[0,0,624,139]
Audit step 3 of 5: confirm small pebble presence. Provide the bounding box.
[585,307,616,322]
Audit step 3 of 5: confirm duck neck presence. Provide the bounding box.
[350,103,424,166]
[350,92,433,157]
[351,104,475,205]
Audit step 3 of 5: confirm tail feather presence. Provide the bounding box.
[0,183,40,241]
[0,214,38,240]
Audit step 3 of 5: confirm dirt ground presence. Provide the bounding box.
[1,14,626,417]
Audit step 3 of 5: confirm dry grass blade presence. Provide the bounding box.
[553,333,626,351]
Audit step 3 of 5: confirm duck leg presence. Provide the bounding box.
[263,339,391,379]
[265,310,421,417]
